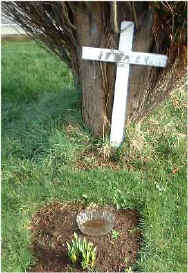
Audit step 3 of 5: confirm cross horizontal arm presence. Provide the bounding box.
[82,47,167,68]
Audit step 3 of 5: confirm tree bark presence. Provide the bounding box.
[72,2,117,136]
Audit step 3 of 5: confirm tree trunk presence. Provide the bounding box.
[72,3,117,136]
[73,2,156,136]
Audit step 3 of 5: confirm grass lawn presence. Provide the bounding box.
[2,40,187,272]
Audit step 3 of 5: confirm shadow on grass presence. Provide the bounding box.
[2,87,83,162]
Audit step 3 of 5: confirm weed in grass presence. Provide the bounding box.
[113,189,136,210]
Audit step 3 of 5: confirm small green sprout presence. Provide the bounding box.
[66,233,97,270]
[112,229,120,240]
[125,266,133,272]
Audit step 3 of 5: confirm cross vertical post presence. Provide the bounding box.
[110,21,134,147]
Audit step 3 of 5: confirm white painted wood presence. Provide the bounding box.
[110,21,134,147]
[81,20,168,147]
[82,47,167,68]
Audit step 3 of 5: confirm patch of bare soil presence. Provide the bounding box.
[28,202,141,272]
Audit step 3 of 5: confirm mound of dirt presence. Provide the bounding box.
[28,202,141,272]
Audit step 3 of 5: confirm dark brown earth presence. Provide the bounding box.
[28,202,141,272]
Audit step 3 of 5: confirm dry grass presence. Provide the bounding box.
[68,86,186,172]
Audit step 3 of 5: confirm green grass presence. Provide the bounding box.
[2,40,187,272]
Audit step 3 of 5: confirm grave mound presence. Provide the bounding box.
[28,202,141,272]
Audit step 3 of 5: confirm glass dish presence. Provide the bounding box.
[76,208,115,236]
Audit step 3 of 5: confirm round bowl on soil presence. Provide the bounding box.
[76,208,115,236]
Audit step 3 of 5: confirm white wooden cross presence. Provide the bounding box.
[82,21,167,147]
